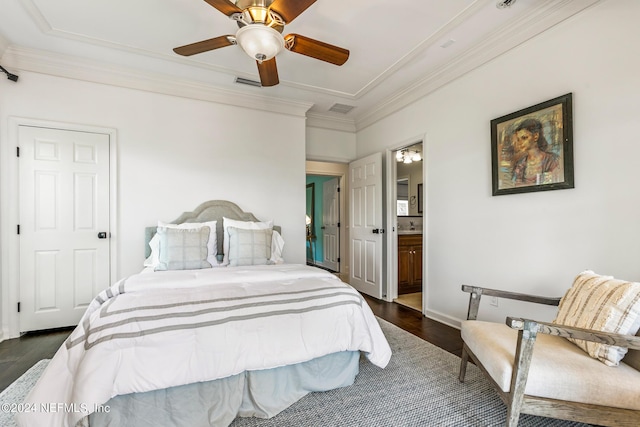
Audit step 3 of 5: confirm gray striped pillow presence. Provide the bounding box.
[155,226,212,271]
[227,227,273,267]
[554,270,640,366]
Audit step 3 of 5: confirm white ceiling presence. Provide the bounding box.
[0,0,598,130]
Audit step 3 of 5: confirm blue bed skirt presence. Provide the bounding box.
[87,351,360,427]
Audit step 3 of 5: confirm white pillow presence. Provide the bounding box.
[271,230,285,264]
[222,217,273,266]
[144,220,218,268]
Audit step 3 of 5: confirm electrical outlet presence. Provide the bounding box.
[489,296,499,307]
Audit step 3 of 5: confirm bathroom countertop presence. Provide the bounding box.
[397,230,423,235]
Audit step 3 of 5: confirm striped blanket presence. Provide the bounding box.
[17,265,392,427]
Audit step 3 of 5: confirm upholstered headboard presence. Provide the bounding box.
[144,200,281,258]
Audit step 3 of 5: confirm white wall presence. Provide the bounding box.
[0,71,307,337]
[306,126,356,163]
[357,0,640,326]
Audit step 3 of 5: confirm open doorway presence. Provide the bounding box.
[392,142,424,312]
[306,175,341,273]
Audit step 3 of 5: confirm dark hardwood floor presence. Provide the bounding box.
[0,327,72,392]
[363,295,463,357]
[0,298,463,393]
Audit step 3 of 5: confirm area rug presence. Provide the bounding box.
[230,319,590,427]
[0,320,590,427]
[0,359,49,427]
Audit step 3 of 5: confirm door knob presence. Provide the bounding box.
[372,229,385,234]
[97,232,108,239]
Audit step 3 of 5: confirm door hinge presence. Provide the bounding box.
[337,187,340,193]
[337,257,341,263]
[16,146,20,157]
[17,224,20,235]
[17,302,21,313]
[337,222,340,228]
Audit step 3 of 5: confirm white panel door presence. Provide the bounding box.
[349,152,383,298]
[322,177,340,272]
[19,126,111,332]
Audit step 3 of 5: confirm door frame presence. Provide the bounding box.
[1,117,118,339]
[305,161,348,279]
[385,134,427,310]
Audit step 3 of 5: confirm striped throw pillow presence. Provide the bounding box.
[554,271,640,366]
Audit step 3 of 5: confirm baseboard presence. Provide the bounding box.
[424,309,462,330]
[312,260,338,272]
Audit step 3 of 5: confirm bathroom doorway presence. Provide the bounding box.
[392,142,424,312]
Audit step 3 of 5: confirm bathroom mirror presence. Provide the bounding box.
[306,183,315,236]
[397,178,409,216]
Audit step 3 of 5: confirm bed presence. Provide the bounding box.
[17,200,392,427]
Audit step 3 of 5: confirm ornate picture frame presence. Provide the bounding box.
[491,93,574,196]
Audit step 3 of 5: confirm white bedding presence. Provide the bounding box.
[17,264,391,427]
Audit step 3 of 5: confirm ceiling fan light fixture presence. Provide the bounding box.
[236,24,284,62]
[246,6,269,23]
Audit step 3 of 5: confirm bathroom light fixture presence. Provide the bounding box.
[396,149,422,164]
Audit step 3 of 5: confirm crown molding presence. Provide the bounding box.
[0,0,601,132]
[353,0,488,99]
[1,45,313,118]
[306,112,356,133]
[354,0,601,131]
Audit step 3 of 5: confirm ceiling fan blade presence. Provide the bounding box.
[173,36,234,56]
[284,34,349,66]
[257,58,279,87]
[202,0,242,16]
[270,0,316,23]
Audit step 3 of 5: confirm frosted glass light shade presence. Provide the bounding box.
[236,25,285,62]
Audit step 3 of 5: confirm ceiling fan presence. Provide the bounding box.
[173,0,350,87]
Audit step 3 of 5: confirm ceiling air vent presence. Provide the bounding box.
[235,77,262,87]
[328,103,356,114]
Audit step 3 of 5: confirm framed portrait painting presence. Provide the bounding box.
[491,93,574,196]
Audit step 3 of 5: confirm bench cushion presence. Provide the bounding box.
[461,320,640,411]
